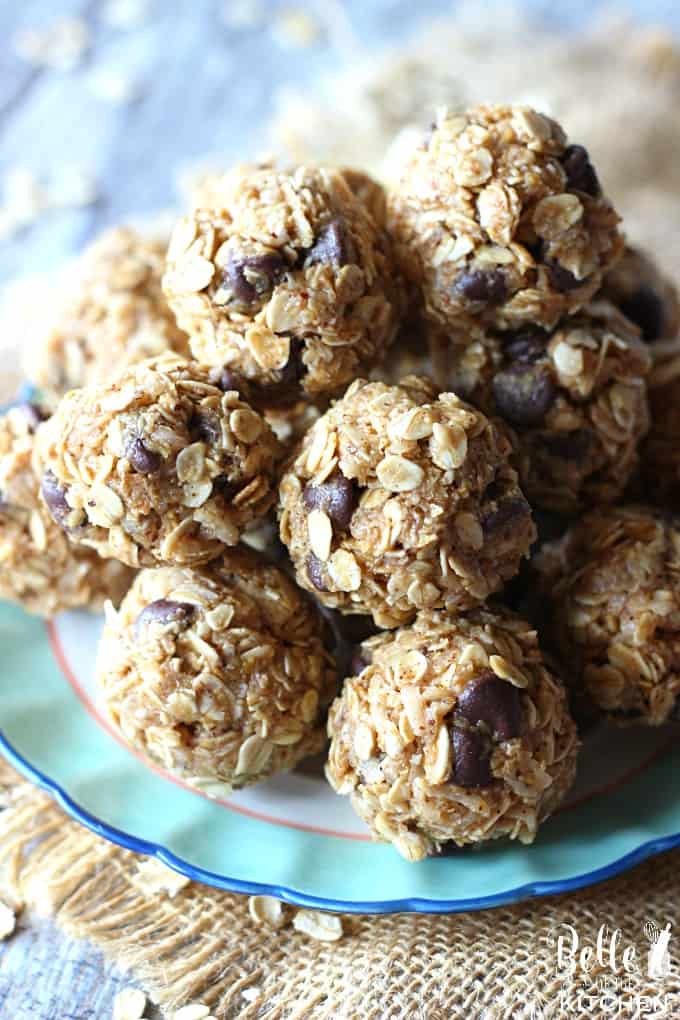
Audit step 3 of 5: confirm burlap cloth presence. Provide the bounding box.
[0,756,678,1019]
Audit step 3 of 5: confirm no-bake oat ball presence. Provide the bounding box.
[163,162,404,403]
[608,252,680,508]
[97,548,336,791]
[278,376,535,628]
[326,607,579,860]
[388,104,624,334]
[37,355,281,568]
[533,505,680,725]
[32,227,190,408]
[432,301,651,513]
[0,404,131,615]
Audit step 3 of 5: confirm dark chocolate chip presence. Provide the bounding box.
[450,673,522,788]
[135,599,194,637]
[40,470,71,526]
[546,261,585,293]
[306,217,353,267]
[213,475,239,501]
[503,330,549,365]
[223,251,286,303]
[349,650,369,675]
[124,436,162,474]
[492,364,557,426]
[432,841,464,857]
[189,411,221,445]
[212,341,306,410]
[457,673,522,740]
[482,496,531,537]
[539,428,594,462]
[482,479,501,503]
[453,269,507,307]
[619,285,665,343]
[307,553,329,592]
[562,144,600,197]
[669,698,680,722]
[451,727,493,788]
[15,402,48,431]
[302,470,357,531]
[176,722,199,747]
[211,367,248,397]
[252,338,306,407]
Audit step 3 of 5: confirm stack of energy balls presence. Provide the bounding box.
[3,105,679,861]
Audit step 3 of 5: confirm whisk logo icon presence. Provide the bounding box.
[645,921,673,979]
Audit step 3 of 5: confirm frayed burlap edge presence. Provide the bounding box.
[0,758,679,1020]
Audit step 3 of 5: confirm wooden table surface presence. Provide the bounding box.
[0,1,677,1017]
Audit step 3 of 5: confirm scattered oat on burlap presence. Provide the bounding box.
[0,759,679,1019]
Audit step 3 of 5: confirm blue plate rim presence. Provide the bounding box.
[2,729,680,914]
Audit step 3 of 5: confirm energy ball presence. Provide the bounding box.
[606,253,680,508]
[639,385,680,509]
[602,246,679,345]
[432,302,650,513]
[533,505,680,725]
[388,104,624,334]
[97,548,336,791]
[32,227,190,408]
[326,607,579,860]
[279,376,535,628]
[0,404,131,615]
[163,162,404,403]
[37,356,281,568]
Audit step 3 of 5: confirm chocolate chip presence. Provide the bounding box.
[176,722,199,747]
[252,338,306,407]
[15,402,48,431]
[212,342,306,410]
[450,673,522,789]
[306,218,353,267]
[211,367,248,397]
[562,144,600,196]
[189,410,220,445]
[451,727,493,788]
[619,285,665,343]
[482,479,501,503]
[457,673,522,740]
[492,364,557,426]
[503,330,548,365]
[546,261,585,293]
[135,599,193,637]
[432,841,464,857]
[350,650,369,675]
[453,269,507,307]
[40,470,71,526]
[213,475,239,501]
[307,553,329,592]
[482,496,531,537]
[540,428,594,462]
[302,470,357,531]
[669,698,680,722]
[223,251,286,303]
[124,436,162,474]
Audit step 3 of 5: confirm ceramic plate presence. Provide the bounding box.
[1,599,680,913]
